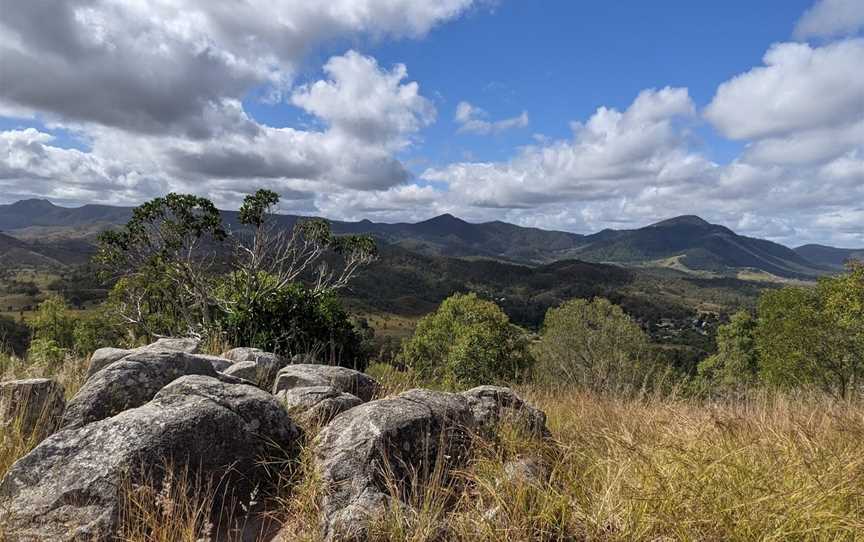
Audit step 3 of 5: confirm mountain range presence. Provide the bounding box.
[1,199,861,279]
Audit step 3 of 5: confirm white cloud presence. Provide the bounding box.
[794,0,864,38]
[704,39,864,141]
[0,0,473,135]
[454,101,529,135]
[291,51,435,149]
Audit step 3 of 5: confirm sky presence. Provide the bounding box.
[0,0,862,247]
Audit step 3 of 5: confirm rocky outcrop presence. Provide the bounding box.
[0,375,302,542]
[314,389,475,541]
[61,351,223,430]
[85,337,201,379]
[460,385,550,438]
[273,364,379,402]
[221,347,287,388]
[0,378,65,444]
[275,385,363,426]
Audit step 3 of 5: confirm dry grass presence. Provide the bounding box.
[2,356,864,540]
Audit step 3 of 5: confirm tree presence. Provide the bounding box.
[95,193,226,338]
[398,293,534,388]
[758,262,864,398]
[95,189,378,361]
[28,294,76,363]
[532,297,658,392]
[697,310,759,392]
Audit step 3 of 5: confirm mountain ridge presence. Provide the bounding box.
[1,199,858,278]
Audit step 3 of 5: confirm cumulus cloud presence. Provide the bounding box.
[291,51,435,148]
[704,39,864,141]
[794,0,864,38]
[454,101,529,135]
[0,0,472,135]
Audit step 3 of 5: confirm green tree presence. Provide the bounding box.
[398,293,533,388]
[697,310,759,392]
[757,262,864,398]
[533,297,658,392]
[214,271,372,370]
[95,193,226,337]
[28,294,75,363]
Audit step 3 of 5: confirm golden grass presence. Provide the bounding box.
[2,356,864,540]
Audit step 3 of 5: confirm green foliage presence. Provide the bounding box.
[215,271,371,370]
[30,294,75,350]
[532,297,663,392]
[398,292,534,388]
[697,310,759,391]
[757,262,864,398]
[72,308,123,355]
[95,193,226,337]
[238,189,279,228]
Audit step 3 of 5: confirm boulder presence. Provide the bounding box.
[460,386,550,438]
[61,351,222,430]
[0,375,302,542]
[314,388,475,540]
[273,364,379,402]
[220,348,286,388]
[0,378,65,444]
[275,386,363,426]
[85,337,200,379]
[195,354,234,373]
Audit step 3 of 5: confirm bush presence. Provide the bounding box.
[697,310,759,392]
[398,292,533,388]
[757,262,864,398]
[532,297,665,393]
[215,271,372,370]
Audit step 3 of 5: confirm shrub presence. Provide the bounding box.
[215,271,371,370]
[398,292,533,388]
[697,310,759,392]
[532,297,664,392]
[757,262,864,398]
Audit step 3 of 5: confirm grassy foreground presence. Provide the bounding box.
[2,357,864,541]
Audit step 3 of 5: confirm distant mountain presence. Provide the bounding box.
[0,199,132,230]
[0,231,95,267]
[568,215,826,279]
[0,199,842,278]
[794,244,864,270]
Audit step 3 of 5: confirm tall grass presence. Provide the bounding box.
[2,356,864,540]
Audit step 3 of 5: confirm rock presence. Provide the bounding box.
[501,456,551,486]
[61,351,222,430]
[314,388,475,541]
[0,375,301,542]
[275,386,363,426]
[220,348,286,388]
[273,364,379,402]
[460,386,550,438]
[0,378,65,444]
[195,354,234,373]
[85,337,200,379]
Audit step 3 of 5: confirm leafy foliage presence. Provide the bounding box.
[697,310,760,392]
[532,297,666,392]
[398,293,534,388]
[757,262,864,398]
[214,271,372,370]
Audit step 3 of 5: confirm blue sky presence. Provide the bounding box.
[0,0,862,246]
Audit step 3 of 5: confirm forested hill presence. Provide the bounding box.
[1,199,855,278]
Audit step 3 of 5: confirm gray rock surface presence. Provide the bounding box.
[0,375,301,542]
[221,348,286,388]
[0,378,66,444]
[460,386,550,438]
[314,388,475,541]
[61,351,221,430]
[275,386,363,426]
[85,337,200,379]
[273,364,379,402]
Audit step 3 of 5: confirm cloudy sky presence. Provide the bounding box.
[0,0,862,247]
